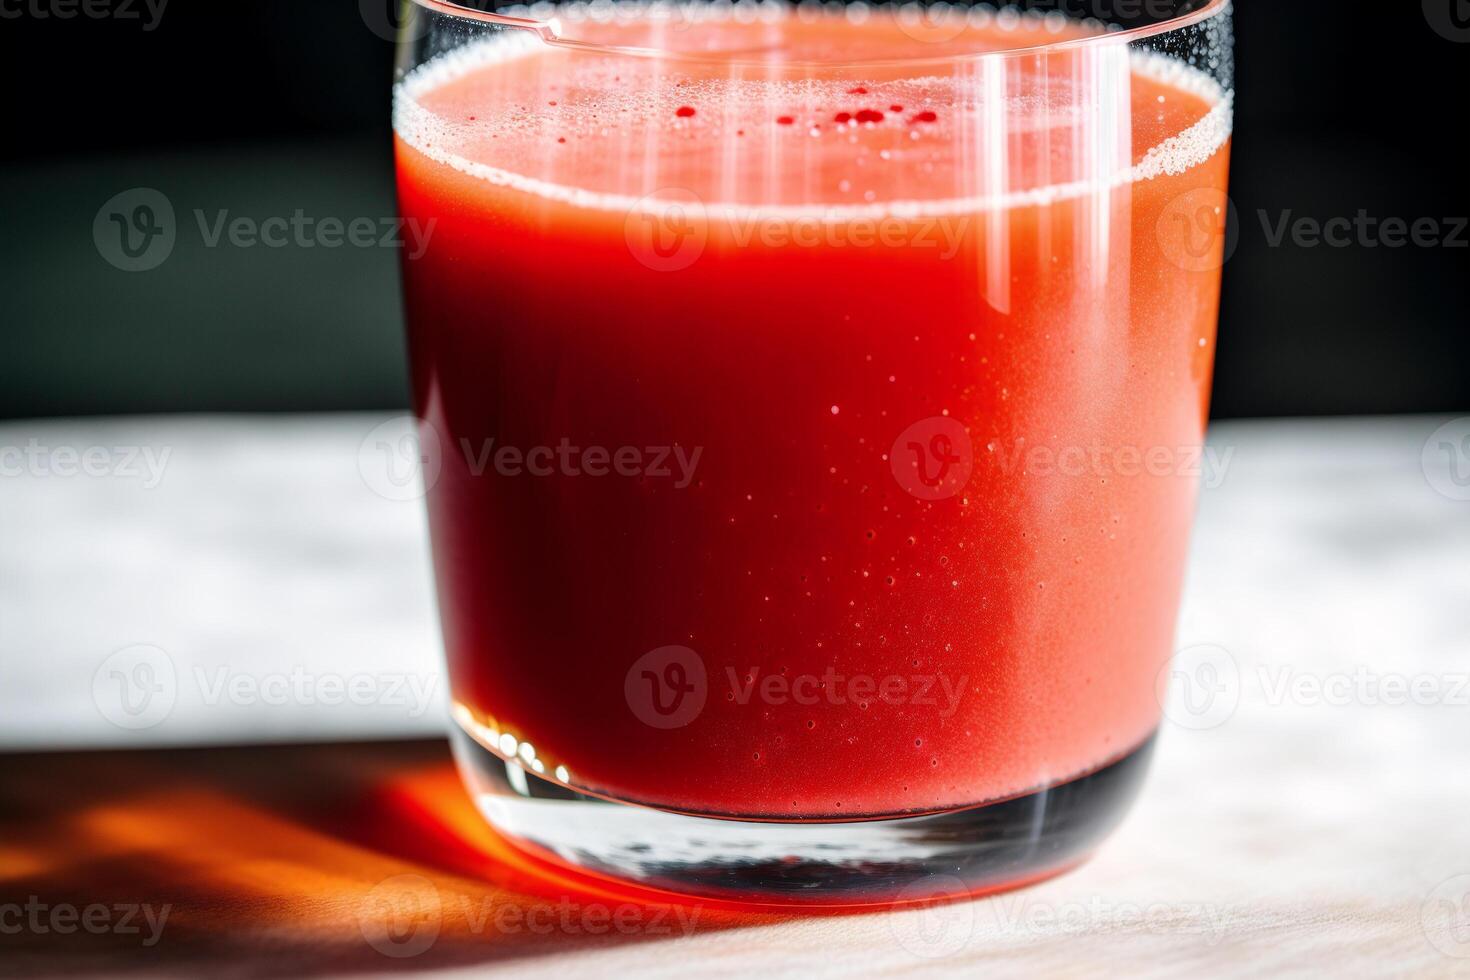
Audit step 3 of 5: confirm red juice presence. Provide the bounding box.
[394,9,1231,821]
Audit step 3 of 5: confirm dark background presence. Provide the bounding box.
[2,1,1466,421]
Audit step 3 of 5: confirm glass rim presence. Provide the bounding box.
[404,0,1232,68]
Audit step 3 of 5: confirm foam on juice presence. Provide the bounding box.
[393,3,1232,219]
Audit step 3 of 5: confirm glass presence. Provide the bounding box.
[393,0,1233,905]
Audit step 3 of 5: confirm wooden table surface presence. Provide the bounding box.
[2,413,1469,977]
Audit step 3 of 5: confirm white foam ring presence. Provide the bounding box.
[393,10,1232,221]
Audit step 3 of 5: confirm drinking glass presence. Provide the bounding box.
[393,0,1233,905]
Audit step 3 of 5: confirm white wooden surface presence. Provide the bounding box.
[2,413,1469,976]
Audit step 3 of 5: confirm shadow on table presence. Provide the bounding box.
[0,740,805,976]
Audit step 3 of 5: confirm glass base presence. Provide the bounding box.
[450,724,1155,907]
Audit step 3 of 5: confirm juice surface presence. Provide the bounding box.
[395,8,1231,817]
